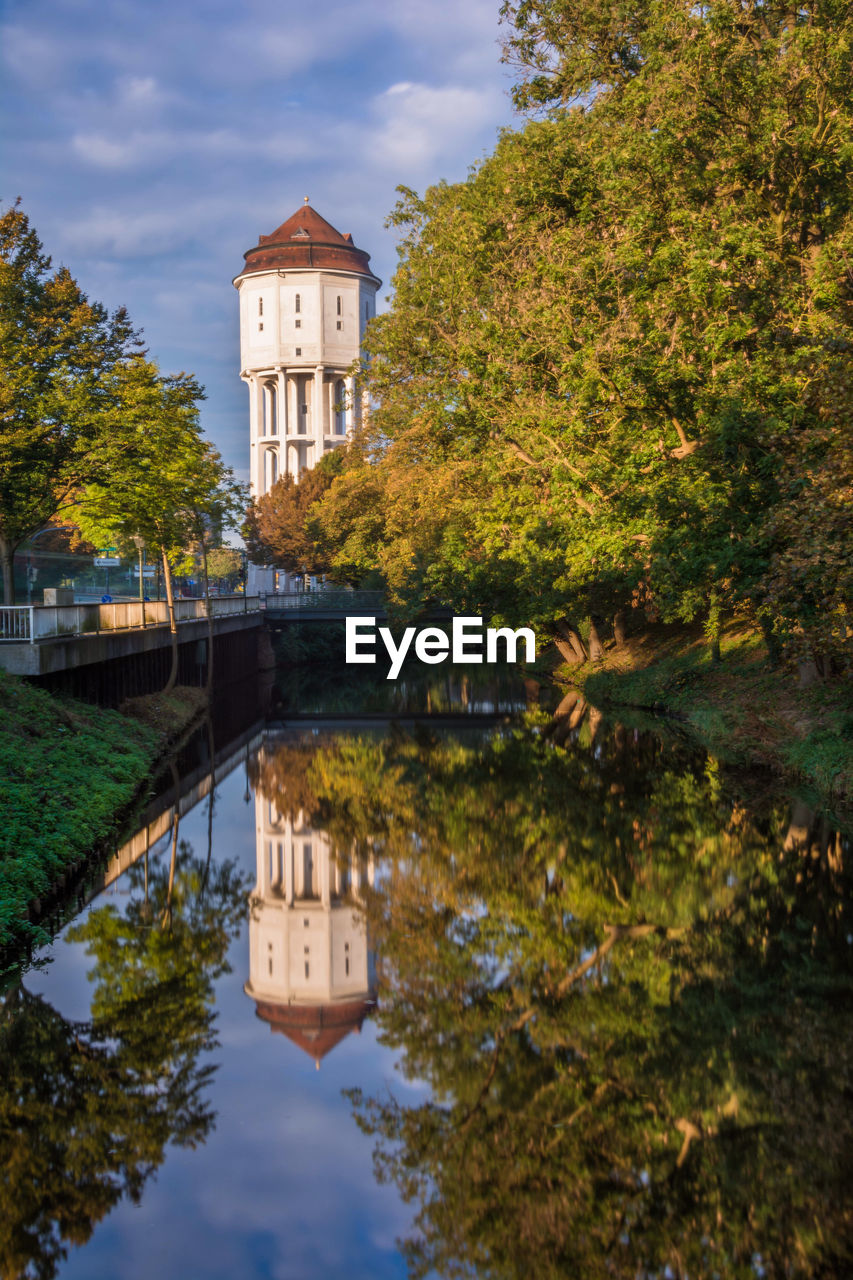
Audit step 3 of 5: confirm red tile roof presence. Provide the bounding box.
[253,996,376,1064]
[237,203,379,282]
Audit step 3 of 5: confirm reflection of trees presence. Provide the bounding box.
[287,726,852,1279]
[0,839,249,1280]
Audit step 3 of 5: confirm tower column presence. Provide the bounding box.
[255,377,266,438]
[313,365,325,455]
[345,374,356,436]
[284,836,294,905]
[327,378,335,442]
[277,368,287,437]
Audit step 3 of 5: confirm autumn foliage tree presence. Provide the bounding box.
[243,449,345,578]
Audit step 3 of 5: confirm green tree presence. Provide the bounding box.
[311,1,853,670]
[205,546,242,586]
[0,203,141,603]
[70,360,246,690]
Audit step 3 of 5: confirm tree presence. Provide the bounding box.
[0,203,140,603]
[70,360,246,691]
[243,449,345,578]
[205,546,242,587]
[309,1,853,669]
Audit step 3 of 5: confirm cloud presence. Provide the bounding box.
[369,80,503,176]
[71,133,138,169]
[1,0,517,480]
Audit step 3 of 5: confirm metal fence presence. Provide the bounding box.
[0,595,260,643]
[262,589,385,612]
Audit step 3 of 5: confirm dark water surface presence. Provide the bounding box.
[2,667,851,1279]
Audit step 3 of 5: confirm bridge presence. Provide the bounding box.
[262,589,388,623]
[0,595,262,677]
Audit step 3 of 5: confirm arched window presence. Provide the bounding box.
[334,379,346,435]
[263,383,277,436]
[264,448,278,492]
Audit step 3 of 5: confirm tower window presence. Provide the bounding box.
[295,294,301,314]
[345,958,350,976]
[304,961,310,978]
[295,319,301,328]
[336,321,342,330]
[334,379,346,435]
[365,302,369,322]
[258,322,264,331]
[336,296,342,315]
[258,298,264,316]
[295,347,301,356]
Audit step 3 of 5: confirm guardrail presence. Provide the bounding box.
[262,590,385,612]
[0,595,260,644]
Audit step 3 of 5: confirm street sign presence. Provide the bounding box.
[94,557,121,567]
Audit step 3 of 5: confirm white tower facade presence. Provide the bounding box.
[244,765,377,1067]
[234,200,381,500]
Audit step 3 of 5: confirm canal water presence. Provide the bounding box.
[2,662,851,1279]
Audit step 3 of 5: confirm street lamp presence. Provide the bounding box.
[132,535,145,619]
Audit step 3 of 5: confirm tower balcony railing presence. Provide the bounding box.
[0,595,261,643]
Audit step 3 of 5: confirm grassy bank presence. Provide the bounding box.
[568,623,853,806]
[0,672,206,954]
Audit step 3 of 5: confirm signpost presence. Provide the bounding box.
[94,549,120,596]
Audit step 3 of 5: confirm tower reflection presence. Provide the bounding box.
[244,745,377,1066]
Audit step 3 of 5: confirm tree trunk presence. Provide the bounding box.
[613,609,627,648]
[588,617,604,663]
[756,611,782,668]
[161,762,181,929]
[706,592,721,663]
[162,550,179,693]
[201,539,214,691]
[0,535,16,605]
[553,636,581,666]
[556,620,588,662]
[797,659,819,688]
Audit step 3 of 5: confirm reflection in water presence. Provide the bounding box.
[245,741,377,1066]
[254,720,853,1279]
[0,818,250,1280]
[1,700,851,1279]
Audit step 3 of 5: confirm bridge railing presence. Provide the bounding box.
[263,589,385,612]
[0,595,260,643]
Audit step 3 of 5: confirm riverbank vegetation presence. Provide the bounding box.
[567,621,853,804]
[248,1,852,690]
[0,671,205,955]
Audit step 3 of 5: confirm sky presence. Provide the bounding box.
[1,0,519,484]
